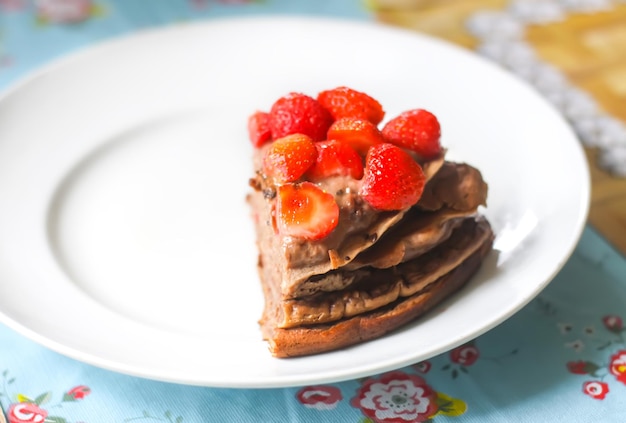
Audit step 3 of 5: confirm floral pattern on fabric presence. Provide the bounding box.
[563,314,626,399]
[0,0,26,12]
[609,350,626,384]
[7,403,47,423]
[0,29,13,69]
[296,386,343,410]
[449,343,480,367]
[582,381,609,400]
[0,369,186,423]
[295,370,467,422]
[63,386,90,401]
[439,341,518,379]
[351,371,439,422]
[291,335,525,421]
[0,370,90,423]
[34,0,104,24]
[351,371,467,422]
[0,53,11,68]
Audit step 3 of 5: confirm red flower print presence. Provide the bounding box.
[0,0,26,11]
[412,361,431,374]
[450,344,480,367]
[609,350,626,385]
[190,0,208,8]
[35,0,93,23]
[0,56,13,68]
[567,361,589,375]
[351,371,437,423]
[7,403,48,423]
[66,385,91,400]
[296,385,342,410]
[582,381,609,400]
[602,315,623,332]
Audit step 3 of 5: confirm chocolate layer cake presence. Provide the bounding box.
[249,159,493,357]
[246,87,494,357]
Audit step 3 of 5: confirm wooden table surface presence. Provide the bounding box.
[371,0,626,255]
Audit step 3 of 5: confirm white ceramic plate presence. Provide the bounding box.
[0,17,589,388]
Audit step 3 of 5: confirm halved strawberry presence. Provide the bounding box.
[381,109,442,159]
[269,92,333,141]
[248,111,272,148]
[306,140,364,181]
[326,118,385,156]
[276,182,340,240]
[360,143,426,211]
[263,134,317,183]
[317,86,385,125]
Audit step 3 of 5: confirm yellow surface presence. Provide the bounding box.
[369,0,626,255]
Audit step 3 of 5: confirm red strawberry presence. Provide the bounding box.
[381,109,442,159]
[263,134,317,183]
[317,86,385,125]
[276,182,340,240]
[269,92,333,141]
[306,140,364,181]
[326,118,385,156]
[248,111,272,148]
[360,143,426,211]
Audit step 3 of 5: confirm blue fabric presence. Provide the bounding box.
[1,1,625,422]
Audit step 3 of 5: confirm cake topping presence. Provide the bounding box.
[360,143,426,211]
[306,140,364,181]
[247,111,272,148]
[276,182,340,240]
[249,86,448,239]
[262,134,317,183]
[326,117,385,155]
[317,86,385,125]
[269,92,333,141]
[382,108,442,159]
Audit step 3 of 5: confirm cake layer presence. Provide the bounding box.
[276,218,492,328]
[260,229,494,358]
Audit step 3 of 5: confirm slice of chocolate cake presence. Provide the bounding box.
[246,87,494,357]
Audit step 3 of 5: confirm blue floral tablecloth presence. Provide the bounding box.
[1,1,625,422]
